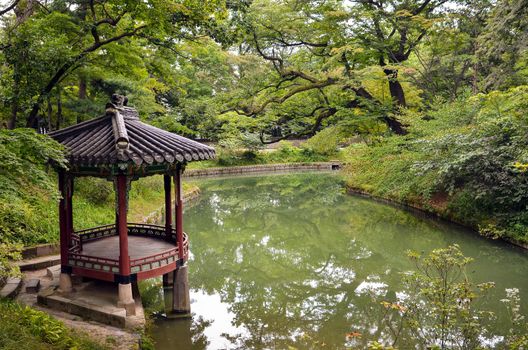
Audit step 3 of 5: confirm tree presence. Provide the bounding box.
[0,0,228,129]
[217,0,465,141]
[477,0,528,90]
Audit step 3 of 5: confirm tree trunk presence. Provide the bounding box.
[348,86,408,135]
[77,77,87,124]
[79,78,87,100]
[47,94,53,131]
[79,78,87,99]
[383,68,406,107]
[14,0,35,25]
[56,87,63,130]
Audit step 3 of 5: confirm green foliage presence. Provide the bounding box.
[194,140,331,168]
[0,129,66,245]
[344,87,528,243]
[0,242,21,282]
[0,299,108,350]
[402,245,494,349]
[368,245,525,349]
[302,126,342,156]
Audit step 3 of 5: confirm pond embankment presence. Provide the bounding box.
[346,186,528,250]
[184,161,342,178]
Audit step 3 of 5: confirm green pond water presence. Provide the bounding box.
[149,172,527,349]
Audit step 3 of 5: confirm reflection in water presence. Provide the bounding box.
[150,173,528,349]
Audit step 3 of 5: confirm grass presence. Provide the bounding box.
[0,299,110,350]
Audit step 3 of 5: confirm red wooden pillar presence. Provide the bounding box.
[174,166,184,261]
[58,170,68,267]
[116,174,135,314]
[58,170,72,292]
[66,176,74,248]
[116,175,130,277]
[164,174,172,239]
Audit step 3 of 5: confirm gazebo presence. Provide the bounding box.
[48,94,215,315]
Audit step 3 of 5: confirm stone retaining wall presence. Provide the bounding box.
[184,162,341,178]
[22,243,60,259]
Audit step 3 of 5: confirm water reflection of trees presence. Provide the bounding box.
[155,173,528,349]
[182,175,405,348]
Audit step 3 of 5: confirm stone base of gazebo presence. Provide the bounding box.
[38,278,145,329]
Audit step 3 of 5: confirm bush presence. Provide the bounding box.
[0,129,66,245]
[75,178,113,205]
[0,242,21,283]
[302,126,342,156]
[343,87,528,243]
[362,246,527,349]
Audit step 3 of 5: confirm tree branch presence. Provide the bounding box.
[0,0,19,16]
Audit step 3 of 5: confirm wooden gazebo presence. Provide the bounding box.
[48,94,214,315]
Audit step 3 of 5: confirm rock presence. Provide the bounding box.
[26,279,41,293]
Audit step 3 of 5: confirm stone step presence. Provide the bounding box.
[25,278,41,293]
[38,290,128,328]
[0,277,22,298]
[22,243,60,259]
[17,254,61,271]
[46,265,61,279]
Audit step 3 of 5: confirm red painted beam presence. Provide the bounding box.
[71,267,115,282]
[136,262,177,281]
[66,176,74,250]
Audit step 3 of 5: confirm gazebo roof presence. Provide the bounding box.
[49,95,215,176]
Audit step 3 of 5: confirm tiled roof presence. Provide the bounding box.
[48,95,215,167]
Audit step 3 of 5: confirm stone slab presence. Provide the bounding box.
[18,254,61,271]
[25,278,41,293]
[183,162,342,178]
[0,277,22,298]
[37,280,145,330]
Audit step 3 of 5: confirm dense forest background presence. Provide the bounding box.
[0,0,527,245]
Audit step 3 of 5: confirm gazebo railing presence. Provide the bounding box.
[67,223,188,278]
[68,252,120,274]
[69,223,183,252]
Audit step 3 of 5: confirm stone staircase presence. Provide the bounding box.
[1,246,61,299]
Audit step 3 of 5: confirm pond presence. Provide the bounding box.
[149,172,527,349]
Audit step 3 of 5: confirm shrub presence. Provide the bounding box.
[0,129,66,245]
[302,126,342,156]
[364,245,526,349]
[75,178,113,205]
[0,242,21,283]
[343,87,528,243]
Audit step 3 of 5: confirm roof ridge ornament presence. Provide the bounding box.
[111,93,128,107]
[106,97,130,160]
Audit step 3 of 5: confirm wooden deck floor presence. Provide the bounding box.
[82,236,175,260]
